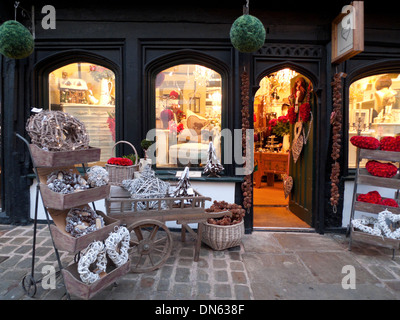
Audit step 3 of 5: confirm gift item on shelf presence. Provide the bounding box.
[173,166,193,198]
[203,141,224,177]
[356,190,399,208]
[380,136,400,152]
[365,160,398,178]
[26,110,89,152]
[65,206,105,238]
[350,136,380,150]
[46,169,89,194]
[87,166,109,188]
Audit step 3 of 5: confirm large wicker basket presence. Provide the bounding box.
[106,141,139,185]
[201,219,244,251]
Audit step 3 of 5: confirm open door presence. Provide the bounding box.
[288,75,315,226]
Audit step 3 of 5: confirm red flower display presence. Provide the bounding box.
[287,106,297,124]
[299,102,311,123]
[380,198,399,208]
[357,191,382,204]
[380,136,400,152]
[278,115,288,123]
[107,157,133,166]
[357,191,399,208]
[365,160,398,178]
[269,118,277,127]
[350,136,380,150]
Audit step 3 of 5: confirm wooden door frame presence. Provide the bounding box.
[250,44,327,233]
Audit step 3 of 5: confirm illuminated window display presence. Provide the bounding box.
[155,64,222,168]
[348,73,400,168]
[48,62,116,163]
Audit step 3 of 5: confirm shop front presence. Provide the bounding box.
[0,1,398,236]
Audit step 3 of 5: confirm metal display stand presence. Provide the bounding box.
[16,133,101,298]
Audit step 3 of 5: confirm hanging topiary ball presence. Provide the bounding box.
[230,14,266,53]
[0,20,34,59]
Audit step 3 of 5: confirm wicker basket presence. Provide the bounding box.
[106,141,139,185]
[201,219,244,251]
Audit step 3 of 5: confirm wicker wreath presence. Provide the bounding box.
[26,110,89,151]
[105,226,130,267]
[77,241,107,284]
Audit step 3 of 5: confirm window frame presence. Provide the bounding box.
[144,53,232,175]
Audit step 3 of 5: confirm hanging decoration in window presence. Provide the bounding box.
[229,0,266,53]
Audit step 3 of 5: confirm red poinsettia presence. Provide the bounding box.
[365,160,398,178]
[299,102,311,123]
[380,136,400,152]
[350,136,380,150]
[287,106,297,124]
[107,157,133,166]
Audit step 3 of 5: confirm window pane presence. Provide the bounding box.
[348,73,400,168]
[155,64,222,168]
[49,62,116,163]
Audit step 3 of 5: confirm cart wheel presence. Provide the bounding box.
[22,274,37,298]
[127,219,173,273]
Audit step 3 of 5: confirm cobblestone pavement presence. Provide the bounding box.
[1,223,400,300]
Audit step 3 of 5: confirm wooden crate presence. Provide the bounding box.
[37,166,110,210]
[62,259,131,300]
[48,208,120,254]
[29,144,101,167]
[351,227,400,250]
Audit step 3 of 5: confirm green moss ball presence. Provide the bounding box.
[0,20,34,59]
[230,14,266,53]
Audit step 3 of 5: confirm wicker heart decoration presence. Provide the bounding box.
[283,174,293,199]
[377,209,400,240]
[292,122,303,163]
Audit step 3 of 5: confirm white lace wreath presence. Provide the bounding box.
[77,241,107,285]
[105,226,130,267]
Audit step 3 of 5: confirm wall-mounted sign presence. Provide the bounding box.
[331,1,364,64]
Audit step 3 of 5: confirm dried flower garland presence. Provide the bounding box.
[47,169,89,194]
[240,71,252,212]
[107,157,133,166]
[65,206,105,238]
[26,110,89,152]
[380,136,400,152]
[350,136,380,150]
[365,160,398,178]
[330,72,346,210]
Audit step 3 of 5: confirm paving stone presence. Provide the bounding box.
[214,284,231,298]
[175,267,190,282]
[213,259,227,269]
[234,284,252,299]
[214,270,228,282]
[231,271,247,284]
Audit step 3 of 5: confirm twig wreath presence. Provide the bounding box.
[26,110,89,151]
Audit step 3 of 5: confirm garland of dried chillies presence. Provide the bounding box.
[241,71,252,212]
[330,72,347,212]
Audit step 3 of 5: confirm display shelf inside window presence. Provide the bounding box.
[49,63,116,164]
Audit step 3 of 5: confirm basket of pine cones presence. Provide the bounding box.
[201,201,245,251]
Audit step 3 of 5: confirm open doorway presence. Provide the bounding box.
[253,68,313,229]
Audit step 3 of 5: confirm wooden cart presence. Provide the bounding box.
[105,185,230,273]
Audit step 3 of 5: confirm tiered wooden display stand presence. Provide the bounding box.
[348,147,400,259]
[16,134,130,300]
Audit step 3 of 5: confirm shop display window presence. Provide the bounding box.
[48,62,116,163]
[155,64,222,168]
[348,73,400,168]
